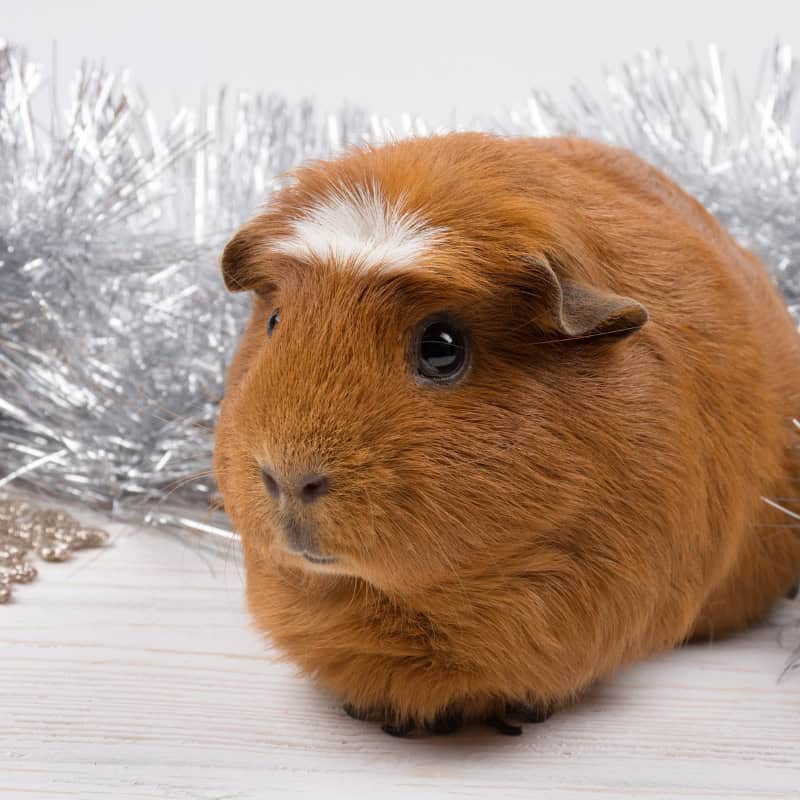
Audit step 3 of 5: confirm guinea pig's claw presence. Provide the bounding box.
[482,703,554,735]
[428,709,464,735]
[485,716,523,736]
[342,702,413,735]
[375,709,465,738]
[506,703,554,724]
[381,720,417,738]
[343,703,373,722]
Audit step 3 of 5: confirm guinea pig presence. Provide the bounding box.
[213,132,800,736]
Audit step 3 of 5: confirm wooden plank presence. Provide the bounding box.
[2,519,799,799]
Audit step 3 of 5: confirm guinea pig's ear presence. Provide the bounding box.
[220,223,281,295]
[525,256,649,340]
[220,228,256,293]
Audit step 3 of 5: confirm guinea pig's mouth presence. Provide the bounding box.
[301,552,338,565]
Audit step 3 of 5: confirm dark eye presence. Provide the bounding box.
[414,316,469,383]
[266,308,280,337]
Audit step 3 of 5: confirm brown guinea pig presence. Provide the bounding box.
[213,132,800,736]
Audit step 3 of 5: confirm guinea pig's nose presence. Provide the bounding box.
[260,466,282,499]
[260,466,330,505]
[296,473,330,504]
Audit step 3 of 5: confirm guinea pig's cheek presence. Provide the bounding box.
[240,527,274,566]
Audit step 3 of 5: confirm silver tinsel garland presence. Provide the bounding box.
[0,41,374,541]
[0,40,798,658]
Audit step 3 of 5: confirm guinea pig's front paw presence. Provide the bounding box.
[342,702,385,723]
[484,702,554,736]
[505,702,554,724]
[343,701,553,738]
[343,703,464,737]
[381,708,465,738]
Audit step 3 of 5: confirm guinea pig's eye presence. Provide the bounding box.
[266,308,281,337]
[414,316,469,384]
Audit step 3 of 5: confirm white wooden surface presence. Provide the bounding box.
[2,511,799,800]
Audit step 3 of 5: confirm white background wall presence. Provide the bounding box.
[4,1,800,121]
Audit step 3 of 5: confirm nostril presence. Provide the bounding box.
[260,467,282,499]
[298,474,330,504]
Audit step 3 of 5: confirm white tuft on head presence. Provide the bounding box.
[270,182,445,272]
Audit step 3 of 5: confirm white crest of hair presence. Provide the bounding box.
[271,180,445,272]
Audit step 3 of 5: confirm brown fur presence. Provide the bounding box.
[213,133,800,727]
